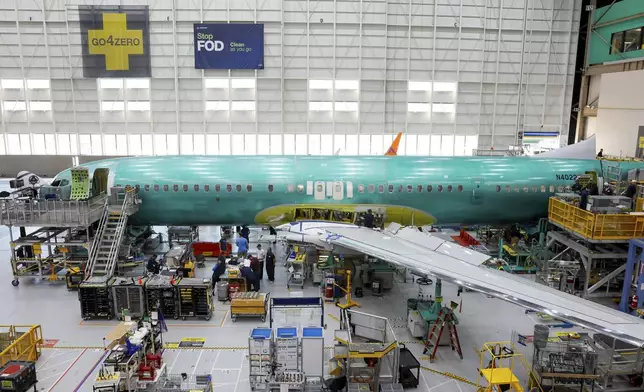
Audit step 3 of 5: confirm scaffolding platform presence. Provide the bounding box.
[0,194,107,228]
[8,227,91,286]
[538,230,629,299]
[548,197,644,243]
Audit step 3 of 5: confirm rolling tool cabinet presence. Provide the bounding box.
[145,275,179,320]
[79,277,115,320]
[111,277,146,320]
[177,278,213,320]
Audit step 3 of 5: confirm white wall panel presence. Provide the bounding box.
[596,69,644,157]
[0,0,579,155]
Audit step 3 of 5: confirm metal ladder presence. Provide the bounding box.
[85,191,133,279]
[423,307,463,362]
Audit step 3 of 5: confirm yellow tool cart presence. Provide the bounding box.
[231,292,269,322]
[65,267,84,290]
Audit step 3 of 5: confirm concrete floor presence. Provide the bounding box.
[0,224,544,392]
[0,180,546,392]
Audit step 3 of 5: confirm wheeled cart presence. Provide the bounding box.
[79,276,115,320]
[248,328,273,391]
[287,253,306,289]
[145,275,179,320]
[215,281,229,301]
[111,277,146,320]
[177,278,213,320]
[231,292,269,322]
[0,361,37,392]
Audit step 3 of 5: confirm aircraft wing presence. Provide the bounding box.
[314,225,644,347]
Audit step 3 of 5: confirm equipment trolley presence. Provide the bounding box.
[111,277,146,320]
[231,292,269,322]
[79,276,115,320]
[249,328,273,391]
[0,361,37,392]
[145,275,179,320]
[287,253,306,289]
[177,278,213,320]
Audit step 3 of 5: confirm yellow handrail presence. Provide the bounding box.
[0,324,43,367]
[548,198,644,240]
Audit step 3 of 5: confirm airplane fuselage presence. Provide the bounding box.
[54,156,642,226]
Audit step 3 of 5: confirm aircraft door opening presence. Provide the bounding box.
[332,181,344,201]
[470,177,484,205]
[93,168,109,196]
[314,181,325,201]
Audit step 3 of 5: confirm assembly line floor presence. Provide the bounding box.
[0,225,544,392]
[0,178,546,392]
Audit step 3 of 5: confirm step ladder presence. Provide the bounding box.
[85,192,133,280]
[423,307,463,362]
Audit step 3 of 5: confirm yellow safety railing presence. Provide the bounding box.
[0,325,43,367]
[548,198,644,240]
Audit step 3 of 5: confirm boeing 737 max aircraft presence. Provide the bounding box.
[48,143,644,346]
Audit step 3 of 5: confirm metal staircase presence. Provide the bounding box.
[85,190,135,280]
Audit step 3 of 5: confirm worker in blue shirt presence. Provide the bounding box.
[236,236,249,257]
[240,265,259,292]
[241,226,250,242]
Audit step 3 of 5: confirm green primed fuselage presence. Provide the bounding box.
[54,156,644,226]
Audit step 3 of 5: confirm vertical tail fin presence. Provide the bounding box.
[385,132,403,156]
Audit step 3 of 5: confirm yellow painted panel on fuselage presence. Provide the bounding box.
[254,204,436,226]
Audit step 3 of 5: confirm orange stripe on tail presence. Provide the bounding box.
[384,132,402,156]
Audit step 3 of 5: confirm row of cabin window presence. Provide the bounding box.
[496,185,568,193]
[125,183,569,194]
[125,184,258,193]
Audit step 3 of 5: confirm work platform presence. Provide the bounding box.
[548,197,644,243]
[0,194,107,228]
[539,230,629,298]
[3,188,140,286]
[542,195,644,300]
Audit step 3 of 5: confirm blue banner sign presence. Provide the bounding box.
[194,23,264,69]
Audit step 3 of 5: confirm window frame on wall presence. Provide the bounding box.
[610,27,644,54]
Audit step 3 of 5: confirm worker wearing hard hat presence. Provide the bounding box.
[602,182,614,196]
[624,180,638,199]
